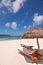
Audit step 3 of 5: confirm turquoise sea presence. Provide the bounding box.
[0,35,21,40]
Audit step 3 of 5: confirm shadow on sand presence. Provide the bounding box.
[22,47,43,64]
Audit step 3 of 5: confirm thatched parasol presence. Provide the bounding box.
[22,28,43,50]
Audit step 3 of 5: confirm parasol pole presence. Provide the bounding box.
[36,38,40,51]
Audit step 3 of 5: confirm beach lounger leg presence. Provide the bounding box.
[18,49,37,63]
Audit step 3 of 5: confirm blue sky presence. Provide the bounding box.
[0,0,43,36]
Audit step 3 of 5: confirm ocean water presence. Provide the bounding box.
[0,36,21,40]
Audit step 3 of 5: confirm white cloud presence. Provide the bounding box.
[0,0,13,13]
[2,10,6,14]
[28,25,31,28]
[34,13,38,16]
[5,22,17,29]
[0,3,3,8]
[11,22,17,29]
[12,0,26,13]
[12,1,20,13]
[24,25,27,29]
[1,0,11,7]
[33,13,43,26]
[0,0,26,14]
[27,25,31,30]
[5,22,10,27]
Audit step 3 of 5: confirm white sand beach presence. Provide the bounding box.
[0,39,43,65]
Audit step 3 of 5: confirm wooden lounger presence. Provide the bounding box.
[20,44,33,50]
[18,49,41,63]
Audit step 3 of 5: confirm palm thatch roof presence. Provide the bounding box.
[22,28,43,38]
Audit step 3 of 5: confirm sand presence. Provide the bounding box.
[0,39,43,65]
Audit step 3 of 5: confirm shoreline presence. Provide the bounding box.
[0,38,43,41]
